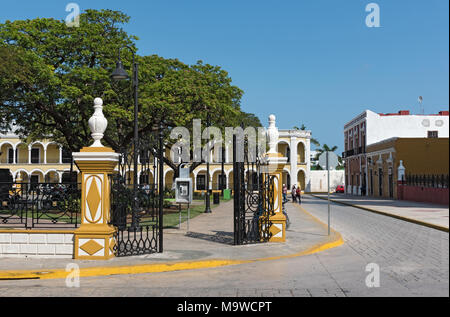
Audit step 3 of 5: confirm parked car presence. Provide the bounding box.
[335,185,345,193]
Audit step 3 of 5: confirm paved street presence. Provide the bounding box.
[313,193,449,230]
[0,195,448,297]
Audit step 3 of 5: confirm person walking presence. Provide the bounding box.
[282,184,288,203]
[296,185,302,204]
[291,185,297,203]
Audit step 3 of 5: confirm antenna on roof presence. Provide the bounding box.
[418,96,424,115]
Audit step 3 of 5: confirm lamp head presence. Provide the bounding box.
[111,60,129,80]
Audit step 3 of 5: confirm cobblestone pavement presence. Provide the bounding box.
[0,195,448,297]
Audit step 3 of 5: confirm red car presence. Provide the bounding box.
[335,185,345,193]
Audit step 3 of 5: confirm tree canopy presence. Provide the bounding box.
[0,9,260,171]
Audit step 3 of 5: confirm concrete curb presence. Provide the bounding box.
[310,194,449,233]
[0,206,344,281]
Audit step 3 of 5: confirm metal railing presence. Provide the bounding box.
[0,182,81,229]
[404,174,449,189]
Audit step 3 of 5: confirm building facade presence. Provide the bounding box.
[343,109,449,195]
[0,119,313,193]
[366,137,449,203]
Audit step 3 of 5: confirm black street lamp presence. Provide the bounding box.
[204,112,212,213]
[111,46,139,229]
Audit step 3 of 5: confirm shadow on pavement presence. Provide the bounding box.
[185,231,234,245]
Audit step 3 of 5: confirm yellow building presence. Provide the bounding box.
[366,137,449,199]
[1,127,312,192]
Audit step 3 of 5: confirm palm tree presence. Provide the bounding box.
[313,144,343,170]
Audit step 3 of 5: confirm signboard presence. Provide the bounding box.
[175,178,192,204]
[318,151,339,170]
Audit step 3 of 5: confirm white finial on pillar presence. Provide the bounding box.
[267,114,279,154]
[398,160,406,181]
[88,97,108,147]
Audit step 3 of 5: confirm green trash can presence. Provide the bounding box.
[223,189,231,200]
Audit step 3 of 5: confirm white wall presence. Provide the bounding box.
[366,110,449,145]
[309,170,345,193]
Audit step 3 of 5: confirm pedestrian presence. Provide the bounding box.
[291,185,297,203]
[282,184,288,203]
[296,185,302,204]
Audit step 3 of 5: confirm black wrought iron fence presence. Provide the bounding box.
[0,182,81,229]
[405,174,449,188]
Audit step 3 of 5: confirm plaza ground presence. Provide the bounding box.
[0,195,448,297]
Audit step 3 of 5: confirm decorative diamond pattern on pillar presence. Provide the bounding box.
[87,178,101,221]
[80,239,103,256]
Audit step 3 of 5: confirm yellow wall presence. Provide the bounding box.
[366,138,449,199]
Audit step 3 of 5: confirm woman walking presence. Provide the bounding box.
[296,185,302,204]
[291,185,297,203]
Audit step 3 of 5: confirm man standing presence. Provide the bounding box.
[291,185,297,203]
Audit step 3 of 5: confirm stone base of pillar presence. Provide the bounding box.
[268,213,286,242]
[264,152,288,243]
[74,224,116,260]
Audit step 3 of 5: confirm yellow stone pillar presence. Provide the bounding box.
[72,98,120,260]
[265,152,288,242]
[263,114,288,242]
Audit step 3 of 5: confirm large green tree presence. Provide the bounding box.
[0,9,254,172]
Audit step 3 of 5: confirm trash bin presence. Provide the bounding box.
[213,192,220,204]
[223,189,231,200]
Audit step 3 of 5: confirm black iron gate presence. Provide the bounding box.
[233,134,274,245]
[110,131,164,257]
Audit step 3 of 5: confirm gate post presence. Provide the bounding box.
[265,114,287,242]
[72,98,119,260]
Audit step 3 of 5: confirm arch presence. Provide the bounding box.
[164,169,175,190]
[30,169,45,183]
[297,141,306,164]
[0,140,16,149]
[45,143,61,164]
[29,141,46,149]
[297,169,306,191]
[44,169,60,183]
[13,169,30,181]
[282,169,291,189]
[15,142,29,164]
[211,169,227,190]
[138,169,154,185]
[277,140,290,162]
[44,141,61,150]
[193,168,207,178]
[0,142,15,164]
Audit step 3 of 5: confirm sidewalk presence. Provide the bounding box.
[311,193,449,232]
[0,200,343,280]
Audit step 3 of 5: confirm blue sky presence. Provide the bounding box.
[1,0,448,152]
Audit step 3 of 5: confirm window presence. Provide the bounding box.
[139,173,150,185]
[427,131,438,138]
[8,148,14,164]
[218,174,226,189]
[31,148,40,163]
[196,175,206,190]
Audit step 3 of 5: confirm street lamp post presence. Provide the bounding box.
[111,46,139,229]
[204,112,212,213]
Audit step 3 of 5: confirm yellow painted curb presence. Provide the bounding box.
[310,194,449,233]
[0,205,344,280]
